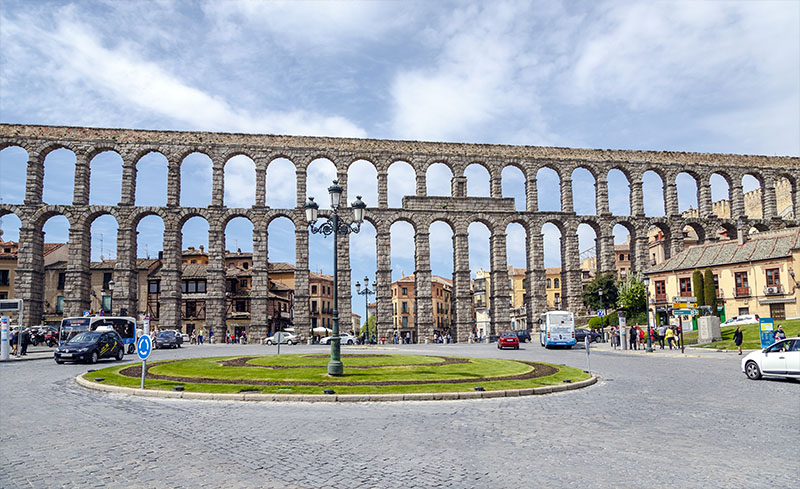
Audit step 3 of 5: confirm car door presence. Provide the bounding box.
[98,333,111,358]
[761,341,788,374]
[784,340,800,376]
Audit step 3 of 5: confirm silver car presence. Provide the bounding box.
[319,333,357,345]
[742,337,800,380]
[264,332,299,345]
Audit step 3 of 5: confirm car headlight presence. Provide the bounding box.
[77,347,89,352]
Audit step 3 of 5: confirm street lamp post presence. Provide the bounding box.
[355,276,375,345]
[643,275,653,353]
[305,180,366,376]
[108,280,115,315]
[598,288,605,342]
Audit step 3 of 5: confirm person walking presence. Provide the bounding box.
[665,325,676,350]
[10,329,18,356]
[19,328,29,356]
[657,323,667,349]
[733,326,744,355]
[629,325,638,350]
[609,326,617,349]
[197,329,203,345]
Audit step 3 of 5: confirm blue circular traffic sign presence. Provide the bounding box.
[137,335,152,360]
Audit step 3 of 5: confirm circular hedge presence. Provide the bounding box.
[85,354,590,395]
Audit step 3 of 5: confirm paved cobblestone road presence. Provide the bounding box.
[1,342,797,488]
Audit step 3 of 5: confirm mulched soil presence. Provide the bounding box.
[218,355,470,369]
[117,355,558,387]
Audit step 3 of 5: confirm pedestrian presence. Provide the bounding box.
[10,329,18,355]
[774,325,786,342]
[198,329,203,345]
[629,324,637,350]
[19,328,29,356]
[657,323,667,349]
[208,329,213,344]
[609,326,616,349]
[665,325,676,350]
[733,326,743,355]
[638,326,646,348]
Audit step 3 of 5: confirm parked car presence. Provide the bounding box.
[54,330,125,364]
[319,333,358,345]
[514,330,531,343]
[181,333,190,344]
[722,314,759,327]
[155,331,181,349]
[742,337,800,380]
[497,332,520,350]
[575,328,602,344]
[264,331,299,345]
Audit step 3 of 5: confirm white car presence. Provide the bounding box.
[319,333,357,345]
[742,337,800,380]
[722,315,760,327]
[264,332,299,345]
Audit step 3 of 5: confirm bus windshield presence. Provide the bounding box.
[59,318,91,343]
[547,313,573,333]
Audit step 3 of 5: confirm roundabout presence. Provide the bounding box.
[79,353,594,401]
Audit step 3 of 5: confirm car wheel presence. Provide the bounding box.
[347,340,353,345]
[515,345,519,350]
[745,361,762,380]
[115,349,124,361]
[127,344,135,354]
[288,340,295,345]
[90,351,98,364]
[266,340,273,345]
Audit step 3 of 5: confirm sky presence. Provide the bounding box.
[1,0,798,314]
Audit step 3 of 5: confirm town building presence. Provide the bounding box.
[392,274,417,342]
[0,239,19,301]
[309,271,334,338]
[646,227,800,323]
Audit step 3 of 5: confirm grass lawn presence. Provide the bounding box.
[682,318,800,350]
[85,354,590,395]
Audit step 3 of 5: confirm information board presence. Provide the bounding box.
[759,318,775,349]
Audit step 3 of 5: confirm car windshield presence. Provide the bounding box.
[157,332,174,338]
[68,332,101,343]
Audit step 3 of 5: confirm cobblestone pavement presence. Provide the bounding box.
[1,342,797,488]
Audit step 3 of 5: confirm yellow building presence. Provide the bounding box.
[646,227,800,322]
[392,274,416,340]
[0,239,18,301]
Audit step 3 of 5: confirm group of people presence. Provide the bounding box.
[733,324,788,355]
[8,328,31,356]
[607,324,681,350]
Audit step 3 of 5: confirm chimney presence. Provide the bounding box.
[737,219,747,245]
[199,245,204,252]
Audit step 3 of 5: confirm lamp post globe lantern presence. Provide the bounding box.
[355,275,375,345]
[306,180,367,376]
[643,275,653,353]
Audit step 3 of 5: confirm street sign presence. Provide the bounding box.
[597,310,605,317]
[0,300,21,312]
[137,334,152,361]
[673,309,692,316]
[673,296,696,303]
[691,309,698,315]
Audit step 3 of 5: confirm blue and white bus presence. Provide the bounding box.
[538,311,576,348]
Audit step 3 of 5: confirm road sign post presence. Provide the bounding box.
[137,334,152,389]
[585,335,591,372]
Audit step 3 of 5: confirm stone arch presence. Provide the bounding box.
[224,154,256,208]
[535,165,561,212]
[266,156,297,209]
[571,167,597,215]
[387,160,416,208]
[306,157,338,209]
[88,149,124,206]
[464,162,491,197]
[135,151,169,207]
[0,145,28,205]
[42,147,76,205]
[501,164,526,211]
[180,152,213,207]
[347,159,378,210]
[682,221,707,244]
[775,171,798,219]
[607,167,631,216]
[426,162,453,197]
[676,171,700,214]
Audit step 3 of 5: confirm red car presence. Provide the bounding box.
[497,332,520,350]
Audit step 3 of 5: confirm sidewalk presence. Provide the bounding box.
[0,347,54,362]
[586,340,755,359]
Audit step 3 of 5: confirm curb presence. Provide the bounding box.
[75,374,598,403]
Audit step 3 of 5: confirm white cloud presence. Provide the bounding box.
[266,159,297,209]
[224,156,257,208]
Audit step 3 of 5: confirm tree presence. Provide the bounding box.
[359,314,377,338]
[692,269,705,306]
[581,271,619,312]
[703,268,717,316]
[617,273,647,318]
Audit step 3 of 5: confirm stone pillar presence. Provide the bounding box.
[794,182,800,221]
[119,155,137,206]
[763,175,778,219]
[598,233,616,274]
[250,225,269,341]
[665,181,679,217]
[414,230,433,341]
[730,183,745,220]
[526,175,537,212]
[64,227,91,318]
[490,169,502,198]
[561,177,573,213]
[490,231,511,333]
[14,222,44,327]
[113,226,137,316]
[255,160,267,207]
[561,232,582,314]
[206,227,227,337]
[698,181,713,218]
[452,231,472,342]
[669,223,685,258]
[24,155,44,205]
[294,228,311,337]
[73,153,90,205]
[377,171,388,208]
[159,226,182,329]
[416,172,426,196]
[630,181,645,217]
[452,175,467,198]
[596,178,610,215]
[337,225,353,335]
[296,169,307,208]
[375,229,393,339]
[337,170,349,205]
[166,160,181,207]
[211,161,224,207]
[527,232,547,324]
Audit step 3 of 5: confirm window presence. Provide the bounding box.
[149,281,160,293]
[713,275,719,293]
[103,272,112,290]
[190,259,197,264]
[554,278,560,288]
[188,281,197,293]
[197,281,206,293]
[0,270,8,286]
[181,281,187,293]
[620,254,625,261]
[240,279,248,288]
[402,287,407,296]
[56,296,64,313]
[546,279,551,288]
[402,316,408,328]
[186,301,197,317]
[766,268,780,286]
[679,277,692,296]
[735,272,749,288]
[401,301,408,313]
[243,262,249,269]
[235,300,247,312]
[0,292,7,299]
[311,300,318,312]
[312,285,318,294]
[58,272,65,290]
[655,280,666,296]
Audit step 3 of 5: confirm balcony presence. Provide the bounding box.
[655,293,667,303]
[735,286,751,298]
[764,285,784,296]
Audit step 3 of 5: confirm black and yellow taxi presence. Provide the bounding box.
[54,330,125,364]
